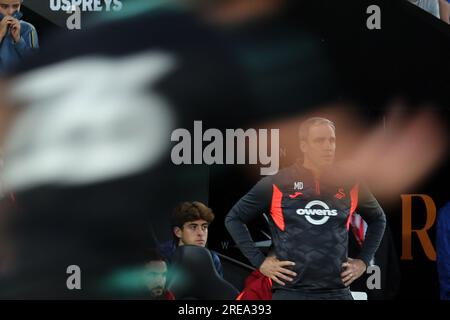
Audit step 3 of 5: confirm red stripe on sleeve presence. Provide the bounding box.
[271,184,285,231]
[346,184,359,231]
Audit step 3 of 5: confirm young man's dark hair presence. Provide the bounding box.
[170,201,215,247]
[159,201,223,277]
[171,201,215,229]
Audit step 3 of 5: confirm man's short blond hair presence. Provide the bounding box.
[298,117,336,141]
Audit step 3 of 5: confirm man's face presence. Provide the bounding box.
[174,219,209,247]
[301,123,336,169]
[146,260,168,298]
[0,0,21,17]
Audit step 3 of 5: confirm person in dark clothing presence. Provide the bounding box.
[225,117,386,300]
[159,201,224,277]
[145,249,175,300]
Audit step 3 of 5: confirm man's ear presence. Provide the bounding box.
[173,226,182,240]
[300,140,307,153]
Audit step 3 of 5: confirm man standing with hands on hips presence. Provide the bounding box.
[0,0,39,72]
[226,117,386,300]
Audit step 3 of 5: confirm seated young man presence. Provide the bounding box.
[159,201,223,277]
[0,0,39,72]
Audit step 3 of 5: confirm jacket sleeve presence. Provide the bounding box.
[212,252,224,278]
[355,183,387,267]
[15,25,39,58]
[225,178,272,268]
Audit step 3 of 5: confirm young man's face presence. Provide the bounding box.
[174,219,209,247]
[301,123,336,169]
[146,260,168,298]
[0,0,21,17]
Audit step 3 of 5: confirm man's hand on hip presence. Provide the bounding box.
[341,258,367,287]
[259,256,296,286]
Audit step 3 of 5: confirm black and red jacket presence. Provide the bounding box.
[225,161,386,292]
